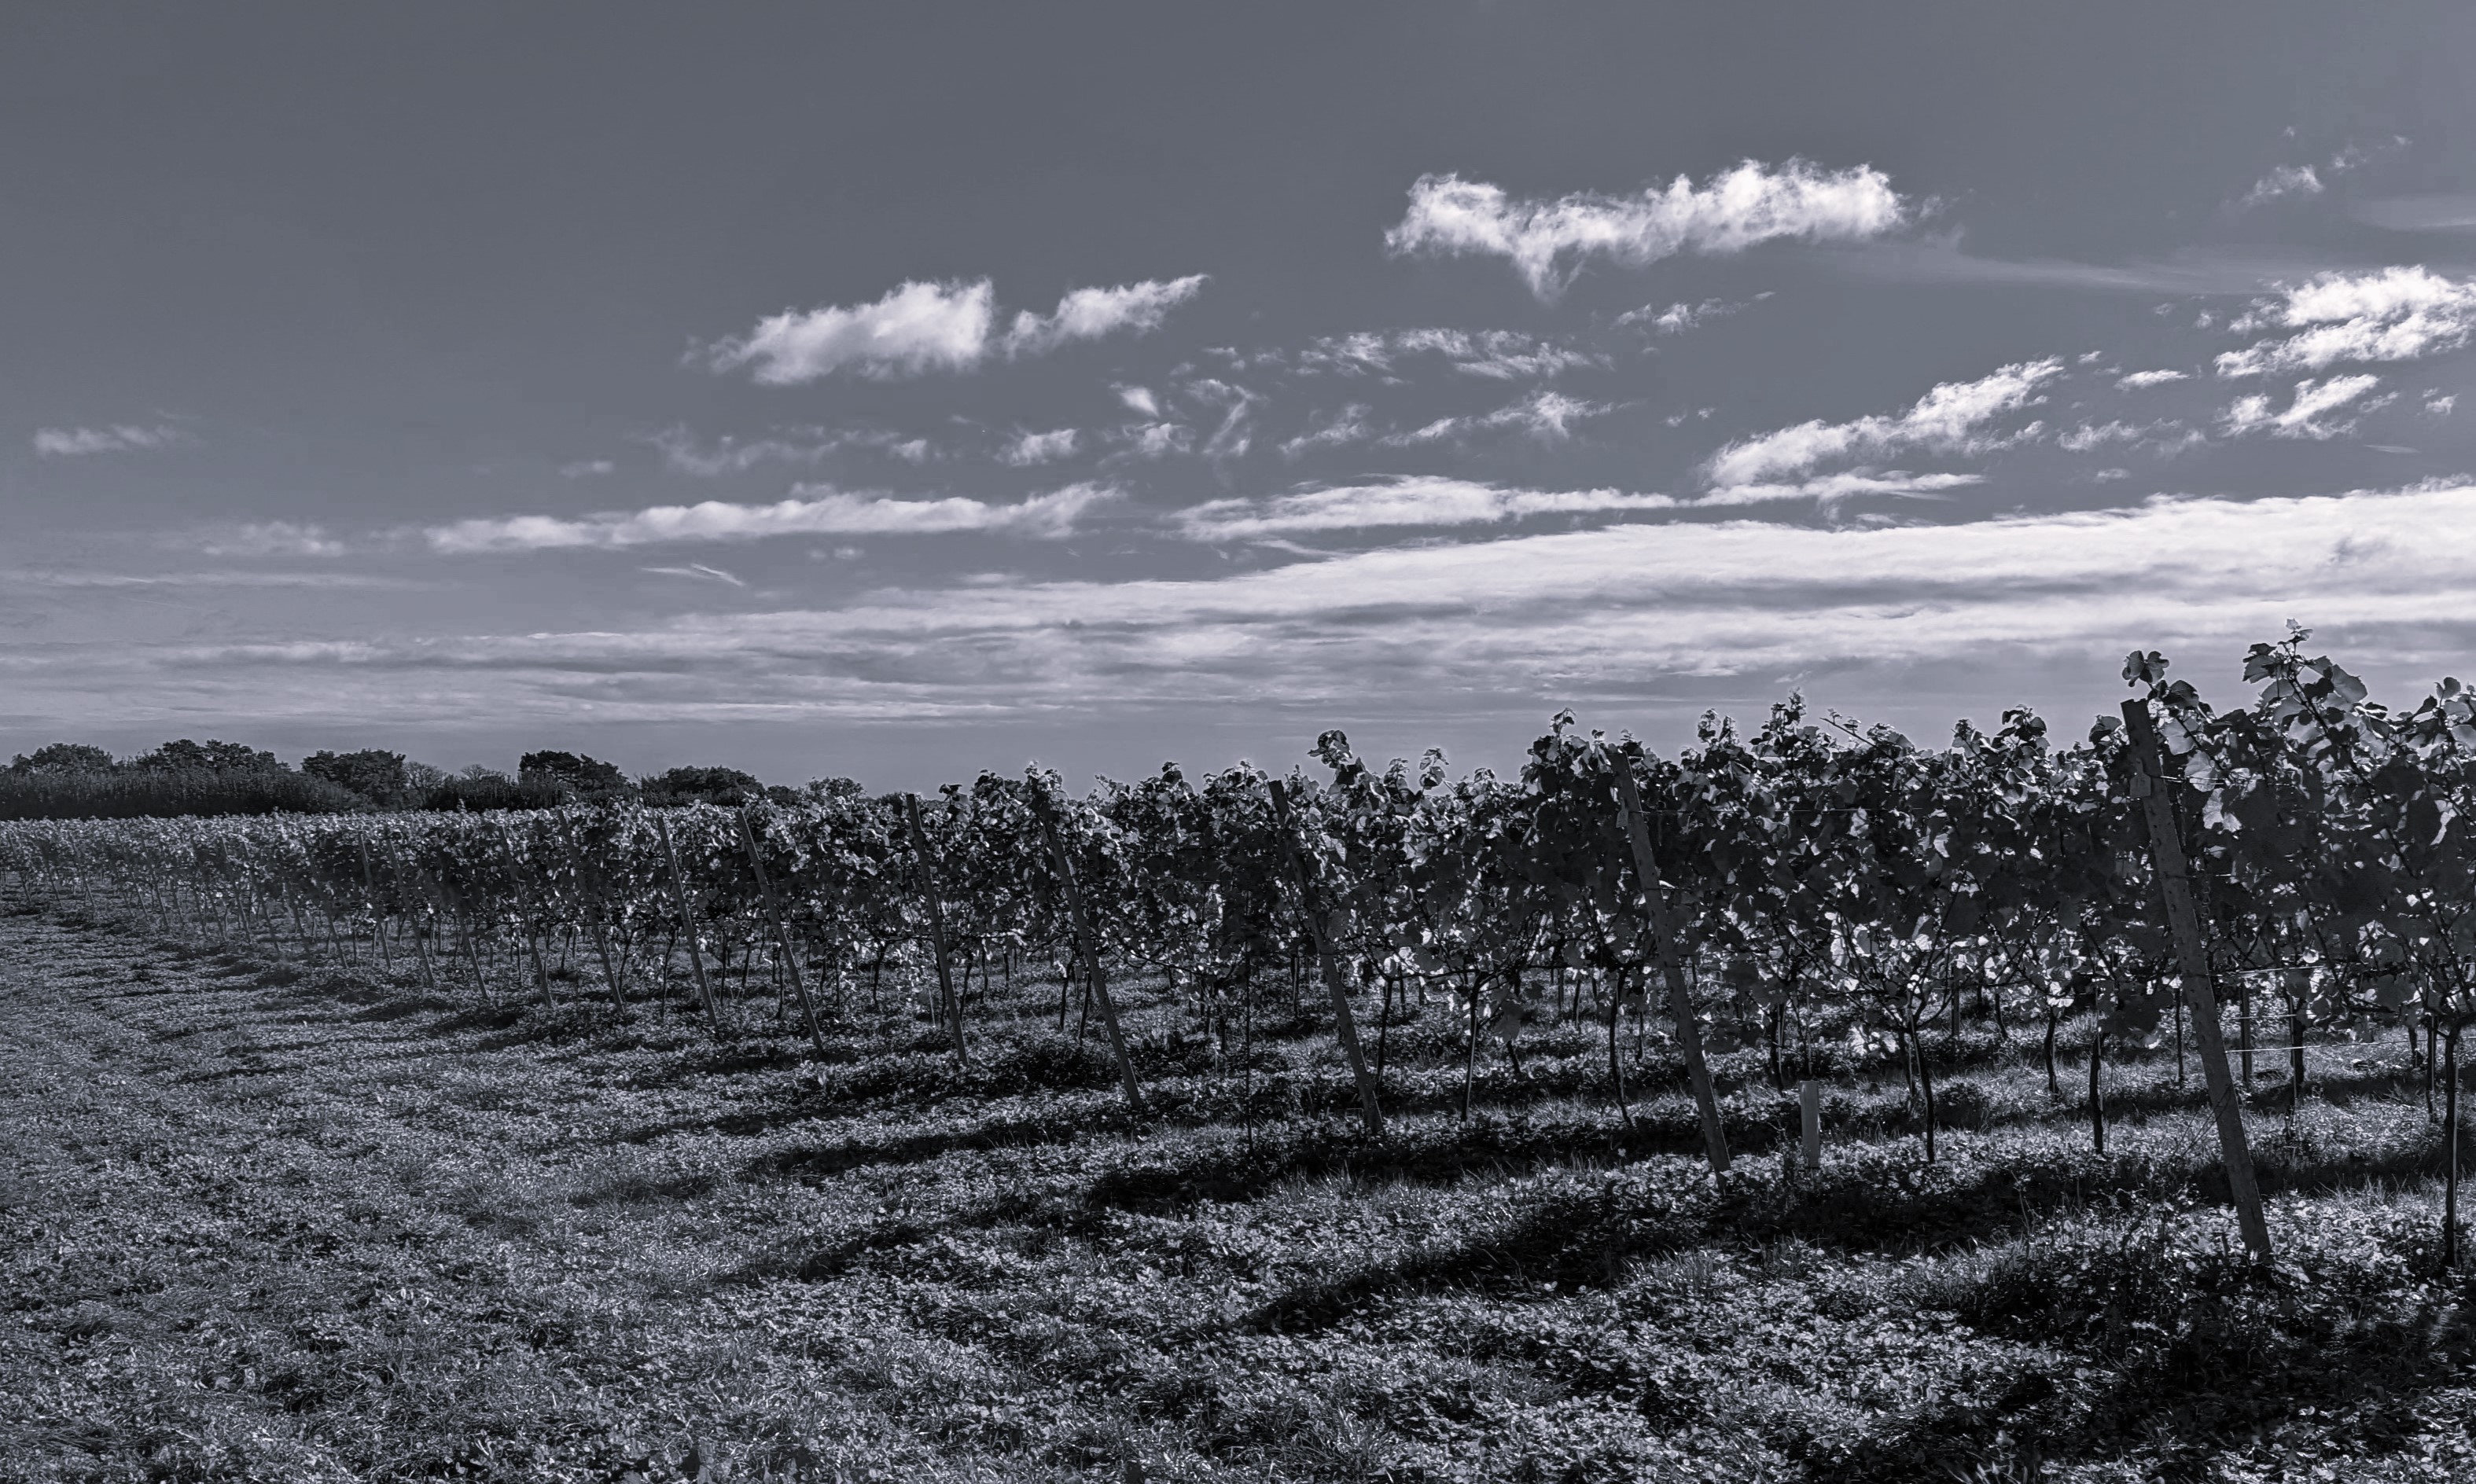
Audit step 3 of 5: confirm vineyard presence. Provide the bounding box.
[7,632,2476,1481]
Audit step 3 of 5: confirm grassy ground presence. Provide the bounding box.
[6,902,2476,1482]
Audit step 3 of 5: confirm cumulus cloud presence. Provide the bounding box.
[1178,476,1676,540]
[2116,369,2189,391]
[703,275,1204,384]
[1386,160,1908,299]
[2216,266,2476,377]
[425,485,1113,552]
[1704,358,2060,488]
[2222,375,2387,439]
[999,276,1207,356]
[1001,428,1080,466]
[34,424,183,457]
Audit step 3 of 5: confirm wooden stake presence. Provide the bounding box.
[2121,696,2271,1258]
[736,808,828,1056]
[1611,762,1731,1174]
[1267,778,1385,1138]
[1033,792,1146,1115]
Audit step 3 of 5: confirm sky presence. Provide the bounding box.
[8,2,2476,789]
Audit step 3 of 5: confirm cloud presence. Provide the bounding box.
[1278,404,1374,459]
[1617,296,1764,334]
[33,424,183,457]
[2428,393,2457,417]
[1001,428,1080,466]
[1387,160,1907,299]
[2115,369,2189,391]
[701,275,1205,384]
[2222,375,2386,439]
[199,522,346,558]
[2216,266,2476,377]
[1116,385,1160,417]
[424,485,1113,552]
[2238,163,2323,210]
[1178,477,1676,540]
[71,483,2476,733]
[1691,472,1982,508]
[560,459,616,478]
[701,279,995,384]
[2351,194,2476,233]
[1705,358,2061,487]
[654,427,934,474]
[643,563,746,587]
[2055,420,2198,453]
[1000,276,1207,356]
[1293,329,1604,380]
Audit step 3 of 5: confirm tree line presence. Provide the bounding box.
[0,740,842,821]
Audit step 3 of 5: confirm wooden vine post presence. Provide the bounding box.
[656,813,726,1036]
[902,794,969,1068]
[1032,791,1146,1115]
[734,809,830,1056]
[1611,759,1732,1174]
[1267,777,1385,1138]
[2121,696,2272,1259]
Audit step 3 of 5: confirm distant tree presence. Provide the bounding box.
[519,751,630,798]
[131,739,281,773]
[406,762,451,794]
[302,749,409,805]
[640,765,767,807]
[805,776,864,802]
[7,743,116,774]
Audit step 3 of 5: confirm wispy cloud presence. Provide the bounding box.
[63,483,2476,730]
[1293,329,1604,380]
[1692,472,1982,508]
[2115,369,2189,391]
[1616,294,1768,334]
[999,276,1207,356]
[2217,266,2476,377]
[1704,358,2060,488]
[701,274,1204,384]
[2238,163,2324,210]
[1178,476,1676,540]
[1386,160,1908,299]
[2222,375,2387,439]
[559,459,616,479]
[1001,428,1080,466]
[1278,404,1374,459]
[33,424,183,457]
[643,563,747,587]
[199,522,347,558]
[424,485,1113,552]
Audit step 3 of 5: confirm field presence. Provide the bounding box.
[6,899,2476,1484]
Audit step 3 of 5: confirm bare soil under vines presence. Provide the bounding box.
[6,902,2476,1483]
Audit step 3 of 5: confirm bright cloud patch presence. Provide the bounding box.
[1704,358,2061,489]
[1001,428,1080,466]
[2217,266,2476,377]
[1294,329,1604,380]
[1001,276,1206,356]
[1386,160,1908,299]
[2116,369,2189,391]
[2222,375,2386,439]
[33,424,182,457]
[705,275,1203,384]
[1178,477,1676,539]
[425,486,1111,551]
